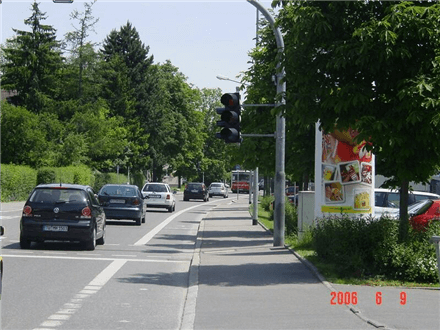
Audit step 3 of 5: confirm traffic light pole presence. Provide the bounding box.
[247,0,286,247]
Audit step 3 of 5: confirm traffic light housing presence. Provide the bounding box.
[216,92,242,143]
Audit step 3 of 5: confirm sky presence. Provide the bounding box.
[1,0,274,94]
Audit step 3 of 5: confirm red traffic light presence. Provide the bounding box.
[220,93,240,109]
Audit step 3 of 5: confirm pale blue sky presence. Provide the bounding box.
[1,0,273,93]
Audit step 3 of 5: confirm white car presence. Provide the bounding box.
[209,182,228,198]
[141,182,176,212]
[374,188,440,218]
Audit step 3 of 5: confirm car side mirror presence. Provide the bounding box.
[0,226,4,236]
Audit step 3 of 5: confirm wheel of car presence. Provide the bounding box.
[184,197,189,201]
[135,215,142,226]
[19,235,31,249]
[209,194,212,198]
[224,194,228,198]
[85,226,97,251]
[142,214,146,223]
[96,224,105,245]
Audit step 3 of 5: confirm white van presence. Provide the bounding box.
[374,188,440,218]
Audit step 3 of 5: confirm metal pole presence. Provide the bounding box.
[249,171,253,204]
[237,171,240,200]
[253,167,259,225]
[247,0,286,247]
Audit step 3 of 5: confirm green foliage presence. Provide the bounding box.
[260,195,274,212]
[93,172,111,193]
[37,169,56,185]
[0,164,37,202]
[313,215,439,283]
[36,165,94,186]
[131,171,146,190]
[285,200,298,235]
[1,1,63,113]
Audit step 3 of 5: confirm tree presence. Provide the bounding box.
[242,17,315,191]
[198,87,232,184]
[1,102,48,167]
[100,21,153,172]
[151,62,207,183]
[1,1,63,113]
[273,1,440,241]
[63,0,99,100]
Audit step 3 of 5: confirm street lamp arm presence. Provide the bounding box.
[216,74,242,85]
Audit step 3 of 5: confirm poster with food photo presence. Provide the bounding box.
[353,189,371,211]
[315,123,374,217]
[322,165,337,181]
[361,163,372,185]
[324,182,344,203]
[339,161,361,184]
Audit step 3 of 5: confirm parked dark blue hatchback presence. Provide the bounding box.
[97,184,147,226]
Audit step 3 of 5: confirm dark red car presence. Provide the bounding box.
[409,199,440,231]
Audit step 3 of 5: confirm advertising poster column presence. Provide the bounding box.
[315,123,375,218]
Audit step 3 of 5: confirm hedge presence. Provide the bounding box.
[1,164,134,202]
[1,164,37,202]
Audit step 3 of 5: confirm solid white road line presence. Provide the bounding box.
[34,259,127,330]
[133,200,218,246]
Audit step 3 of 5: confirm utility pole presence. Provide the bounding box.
[247,0,286,247]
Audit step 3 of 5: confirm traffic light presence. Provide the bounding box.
[216,92,242,143]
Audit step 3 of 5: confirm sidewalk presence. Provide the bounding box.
[184,196,440,330]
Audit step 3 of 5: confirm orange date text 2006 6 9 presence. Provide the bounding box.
[330,291,407,305]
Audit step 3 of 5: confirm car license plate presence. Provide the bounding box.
[110,199,125,204]
[43,225,68,232]
[191,190,198,193]
[149,195,161,199]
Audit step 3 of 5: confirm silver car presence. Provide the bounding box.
[209,182,228,198]
[141,182,176,212]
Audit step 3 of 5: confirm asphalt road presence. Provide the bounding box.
[0,196,222,330]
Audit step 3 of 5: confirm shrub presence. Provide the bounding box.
[285,199,298,235]
[260,195,274,212]
[37,168,56,184]
[1,164,37,201]
[312,214,440,283]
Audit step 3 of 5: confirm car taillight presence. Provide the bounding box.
[81,207,92,218]
[132,199,140,205]
[23,205,33,217]
[166,194,170,200]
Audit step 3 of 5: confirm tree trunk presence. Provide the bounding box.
[303,172,310,191]
[399,179,409,242]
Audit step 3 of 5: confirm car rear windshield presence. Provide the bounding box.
[100,186,137,197]
[211,183,222,188]
[143,184,167,193]
[187,183,202,190]
[30,188,87,204]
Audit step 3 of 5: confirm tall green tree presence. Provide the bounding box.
[242,18,315,190]
[63,0,99,100]
[100,22,153,172]
[152,62,206,183]
[273,0,440,241]
[1,1,63,113]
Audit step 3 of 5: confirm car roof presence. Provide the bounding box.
[375,188,440,197]
[103,183,139,188]
[36,183,90,190]
[143,182,168,185]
